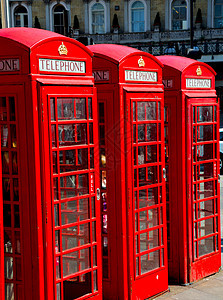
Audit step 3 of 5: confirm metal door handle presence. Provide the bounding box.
[97,188,100,200]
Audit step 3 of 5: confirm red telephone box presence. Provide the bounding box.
[88,44,168,299]
[0,28,102,300]
[158,55,221,284]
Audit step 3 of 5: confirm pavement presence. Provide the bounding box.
[153,177,223,300]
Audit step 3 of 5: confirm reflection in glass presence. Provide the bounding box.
[197,125,213,141]
[60,174,89,199]
[0,97,7,121]
[3,178,10,200]
[5,283,14,300]
[57,98,86,120]
[198,236,214,257]
[4,256,13,279]
[88,98,92,119]
[9,97,16,121]
[141,250,160,274]
[197,106,213,123]
[139,187,158,208]
[59,148,88,173]
[1,125,8,147]
[198,218,214,238]
[137,102,156,121]
[58,124,87,146]
[2,151,9,174]
[50,98,55,121]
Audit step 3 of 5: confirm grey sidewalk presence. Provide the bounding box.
[153,177,223,300]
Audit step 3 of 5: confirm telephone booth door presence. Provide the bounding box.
[125,91,168,299]
[186,98,220,282]
[0,86,31,300]
[40,85,102,300]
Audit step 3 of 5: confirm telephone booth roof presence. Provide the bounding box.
[89,44,163,85]
[158,55,216,91]
[0,27,93,56]
[0,27,93,77]
[158,55,216,75]
[89,44,163,66]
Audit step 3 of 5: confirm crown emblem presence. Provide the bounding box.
[58,42,68,56]
[196,66,202,76]
[138,56,145,67]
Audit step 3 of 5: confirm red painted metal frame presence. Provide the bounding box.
[88,44,168,299]
[159,55,221,284]
[0,28,102,300]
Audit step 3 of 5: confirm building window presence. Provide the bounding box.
[53,4,68,35]
[214,0,223,28]
[91,3,105,34]
[131,1,145,32]
[172,0,187,30]
[14,6,28,27]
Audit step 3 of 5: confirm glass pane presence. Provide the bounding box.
[197,163,213,181]
[88,98,92,119]
[197,125,213,141]
[1,125,8,147]
[51,125,56,147]
[198,236,214,257]
[3,178,10,200]
[93,270,98,292]
[137,102,157,121]
[138,166,158,187]
[5,283,14,300]
[50,98,55,121]
[197,144,214,161]
[59,148,88,173]
[57,98,86,120]
[10,125,17,148]
[60,174,89,199]
[197,181,214,199]
[58,124,87,146]
[0,97,7,120]
[9,97,16,121]
[139,187,158,208]
[4,256,13,279]
[2,151,9,174]
[141,250,160,274]
[198,218,214,238]
[198,200,214,219]
[197,106,213,123]
[3,204,11,227]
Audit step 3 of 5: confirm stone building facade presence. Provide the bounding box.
[1,0,223,120]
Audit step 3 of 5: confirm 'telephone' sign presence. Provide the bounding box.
[0,58,20,72]
[186,78,211,88]
[39,58,86,74]
[125,70,157,82]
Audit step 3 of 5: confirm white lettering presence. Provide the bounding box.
[39,58,86,74]
[186,78,211,89]
[125,70,157,82]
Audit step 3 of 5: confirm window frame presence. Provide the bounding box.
[89,0,107,34]
[128,0,147,33]
[171,0,189,31]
